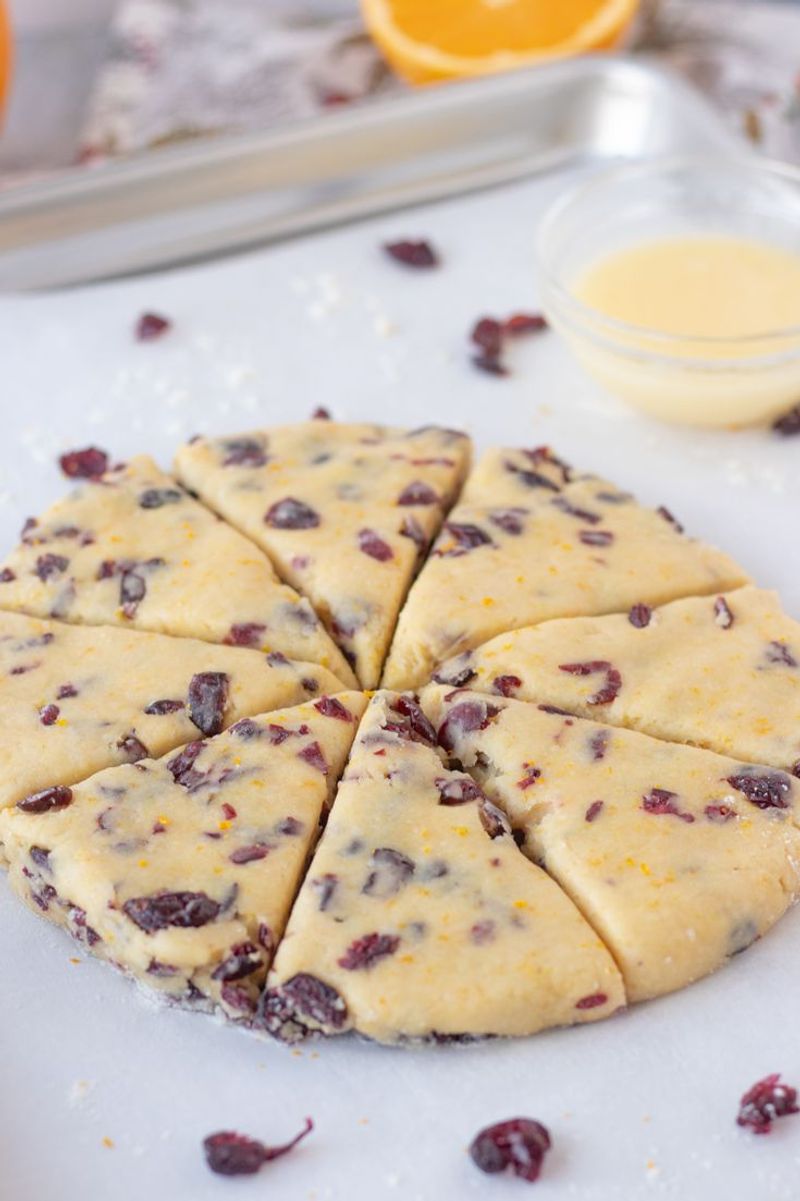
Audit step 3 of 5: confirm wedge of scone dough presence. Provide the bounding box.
[0,609,346,811]
[0,454,355,685]
[174,423,471,687]
[383,447,749,689]
[260,691,624,1044]
[434,587,800,772]
[422,686,800,1003]
[0,692,366,1022]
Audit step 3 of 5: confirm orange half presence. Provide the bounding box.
[362,0,640,84]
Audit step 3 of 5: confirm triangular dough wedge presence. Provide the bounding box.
[0,454,356,685]
[434,587,800,772]
[0,692,366,1022]
[174,422,472,687]
[260,691,624,1044]
[383,447,749,688]
[422,686,800,1003]
[0,608,346,811]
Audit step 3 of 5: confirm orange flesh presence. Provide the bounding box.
[384,0,621,56]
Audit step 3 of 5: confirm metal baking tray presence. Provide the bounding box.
[0,55,741,292]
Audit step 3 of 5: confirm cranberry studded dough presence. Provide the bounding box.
[0,454,356,686]
[382,447,749,689]
[174,422,471,688]
[0,426,797,1045]
[421,687,800,1003]
[434,587,800,773]
[0,609,346,811]
[0,693,366,1022]
[261,691,623,1044]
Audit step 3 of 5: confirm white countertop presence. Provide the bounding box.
[0,162,799,1201]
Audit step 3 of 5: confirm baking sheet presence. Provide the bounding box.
[0,57,741,290]
[1,160,799,1201]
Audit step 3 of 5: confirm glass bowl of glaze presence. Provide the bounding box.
[535,156,800,427]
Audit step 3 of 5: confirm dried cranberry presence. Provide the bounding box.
[589,730,609,761]
[628,603,651,628]
[59,446,109,479]
[504,312,548,335]
[358,528,394,562]
[0,567,15,582]
[558,660,621,706]
[135,312,171,341]
[167,741,204,786]
[311,874,339,911]
[34,554,69,582]
[17,785,73,813]
[436,522,493,557]
[203,1119,313,1177]
[579,529,614,547]
[435,776,484,805]
[432,662,476,688]
[469,1118,551,1182]
[726,772,791,810]
[399,514,427,553]
[230,844,271,865]
[504,457,561,492]
[139,487,182,509]
[116,733,149,761]
[314,696,353,721]
[277,816,303,837]
[493,674,521,697]
[705,803,736,823]
[211,942,262,983]
[265,497,320,529]
[773,404,800,437]
[144,698,184,715]
[737,1074,798,1134]
[471,318,503,359]
[657,505,684,533]
[384,695,437,747]
[384,239,438,268]
[489,508,526,536]
[119,570,146,617]
[642,788,695,823]
[257,973,347,1041]
[467,919,495,946]
[472,353,509,377]
[552,496,601,525]
[479,799,512,840]
[585,799,604,822]
[222,438,268,468]
[714,596,734,629]
[188,671,229,736]
[397,481,439,506]
[438,700,499,752]
[575,992,608,1010]
[517,764,541,790]
[298,741,328,773]
[311,407,331,420]
[123,890,220,931]
[39,703,59,726]
[224,622,266,648]
[57,683,78,700]
[29,846,51,870]
[338,932,400,970]
[363,848,415,897]
[766,640,798,668]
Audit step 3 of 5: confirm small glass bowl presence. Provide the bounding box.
[535,156,800,427]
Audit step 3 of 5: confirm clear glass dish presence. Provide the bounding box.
[535,156,800,427]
